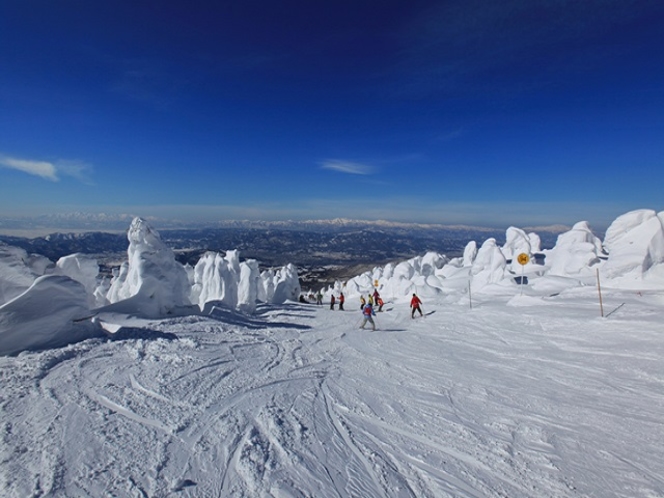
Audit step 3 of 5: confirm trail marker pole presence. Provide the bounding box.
[596,268,604,317]
[468,280,472,310]
[517,253,530,297]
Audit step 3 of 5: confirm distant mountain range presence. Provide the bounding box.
[0,214,570,235]
[0,220,569,288]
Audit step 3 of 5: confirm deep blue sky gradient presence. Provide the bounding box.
[1,0,663,228]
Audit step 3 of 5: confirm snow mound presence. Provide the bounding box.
[270,263,301,304]
[106,217,191,316]
[325,208,664,304]
[191,251,240,310]
[602,209,664,279]
[471,238,507,291]
[0,275,98,356]
[237,259,260,313]
[0,243,53,305]
[462,240,477,267]
[192,251,299,312]
[55,253,100,305]
[545,221,603,277]
[502,226,532,262]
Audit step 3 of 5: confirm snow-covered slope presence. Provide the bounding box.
[1,289,662,496]
[1,208,664,496]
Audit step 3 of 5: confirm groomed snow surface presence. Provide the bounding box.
[1,289,663,497]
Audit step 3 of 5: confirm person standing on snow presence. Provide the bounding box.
[330,294,335,310]
[373,289,380,303]
[359,302,376,330]
[316,291,323,305]
[338,292,345,310]
[410,293,423,318]
[376,295,384,312]
[360,295,366,310]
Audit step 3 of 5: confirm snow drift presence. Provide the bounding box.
[0,275,97,356]
[602,209,664,280]
[0,243,53,306]
[55,253,101,306]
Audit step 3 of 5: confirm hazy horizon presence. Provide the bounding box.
[0,204,630,239]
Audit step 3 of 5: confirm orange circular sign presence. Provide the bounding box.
[517,253,530,265]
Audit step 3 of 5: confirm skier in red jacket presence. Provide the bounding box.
[410,293,423,318]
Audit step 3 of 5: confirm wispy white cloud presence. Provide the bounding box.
[0,154,94,183]
[57,160,95,185]
[0,155,58,181]
[320,159,375,175]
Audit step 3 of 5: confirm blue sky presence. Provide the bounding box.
[1,0,663,229]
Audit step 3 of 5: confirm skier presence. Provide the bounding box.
[373,289,380,302]
[368,294,373,306]
[410,293,423,318]
[316,291,323,305]
[360,295,366,310]
[376,296,384,312]
[359,302,376,331]
[338,292,345,310]
[330,294,335,310]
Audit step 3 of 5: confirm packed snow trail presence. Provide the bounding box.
[1,293,663,497]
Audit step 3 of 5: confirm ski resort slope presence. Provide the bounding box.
[1,290,663,497]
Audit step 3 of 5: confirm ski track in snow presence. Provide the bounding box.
[1,297,664,497]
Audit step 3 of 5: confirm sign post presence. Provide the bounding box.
[517,253,530,296]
